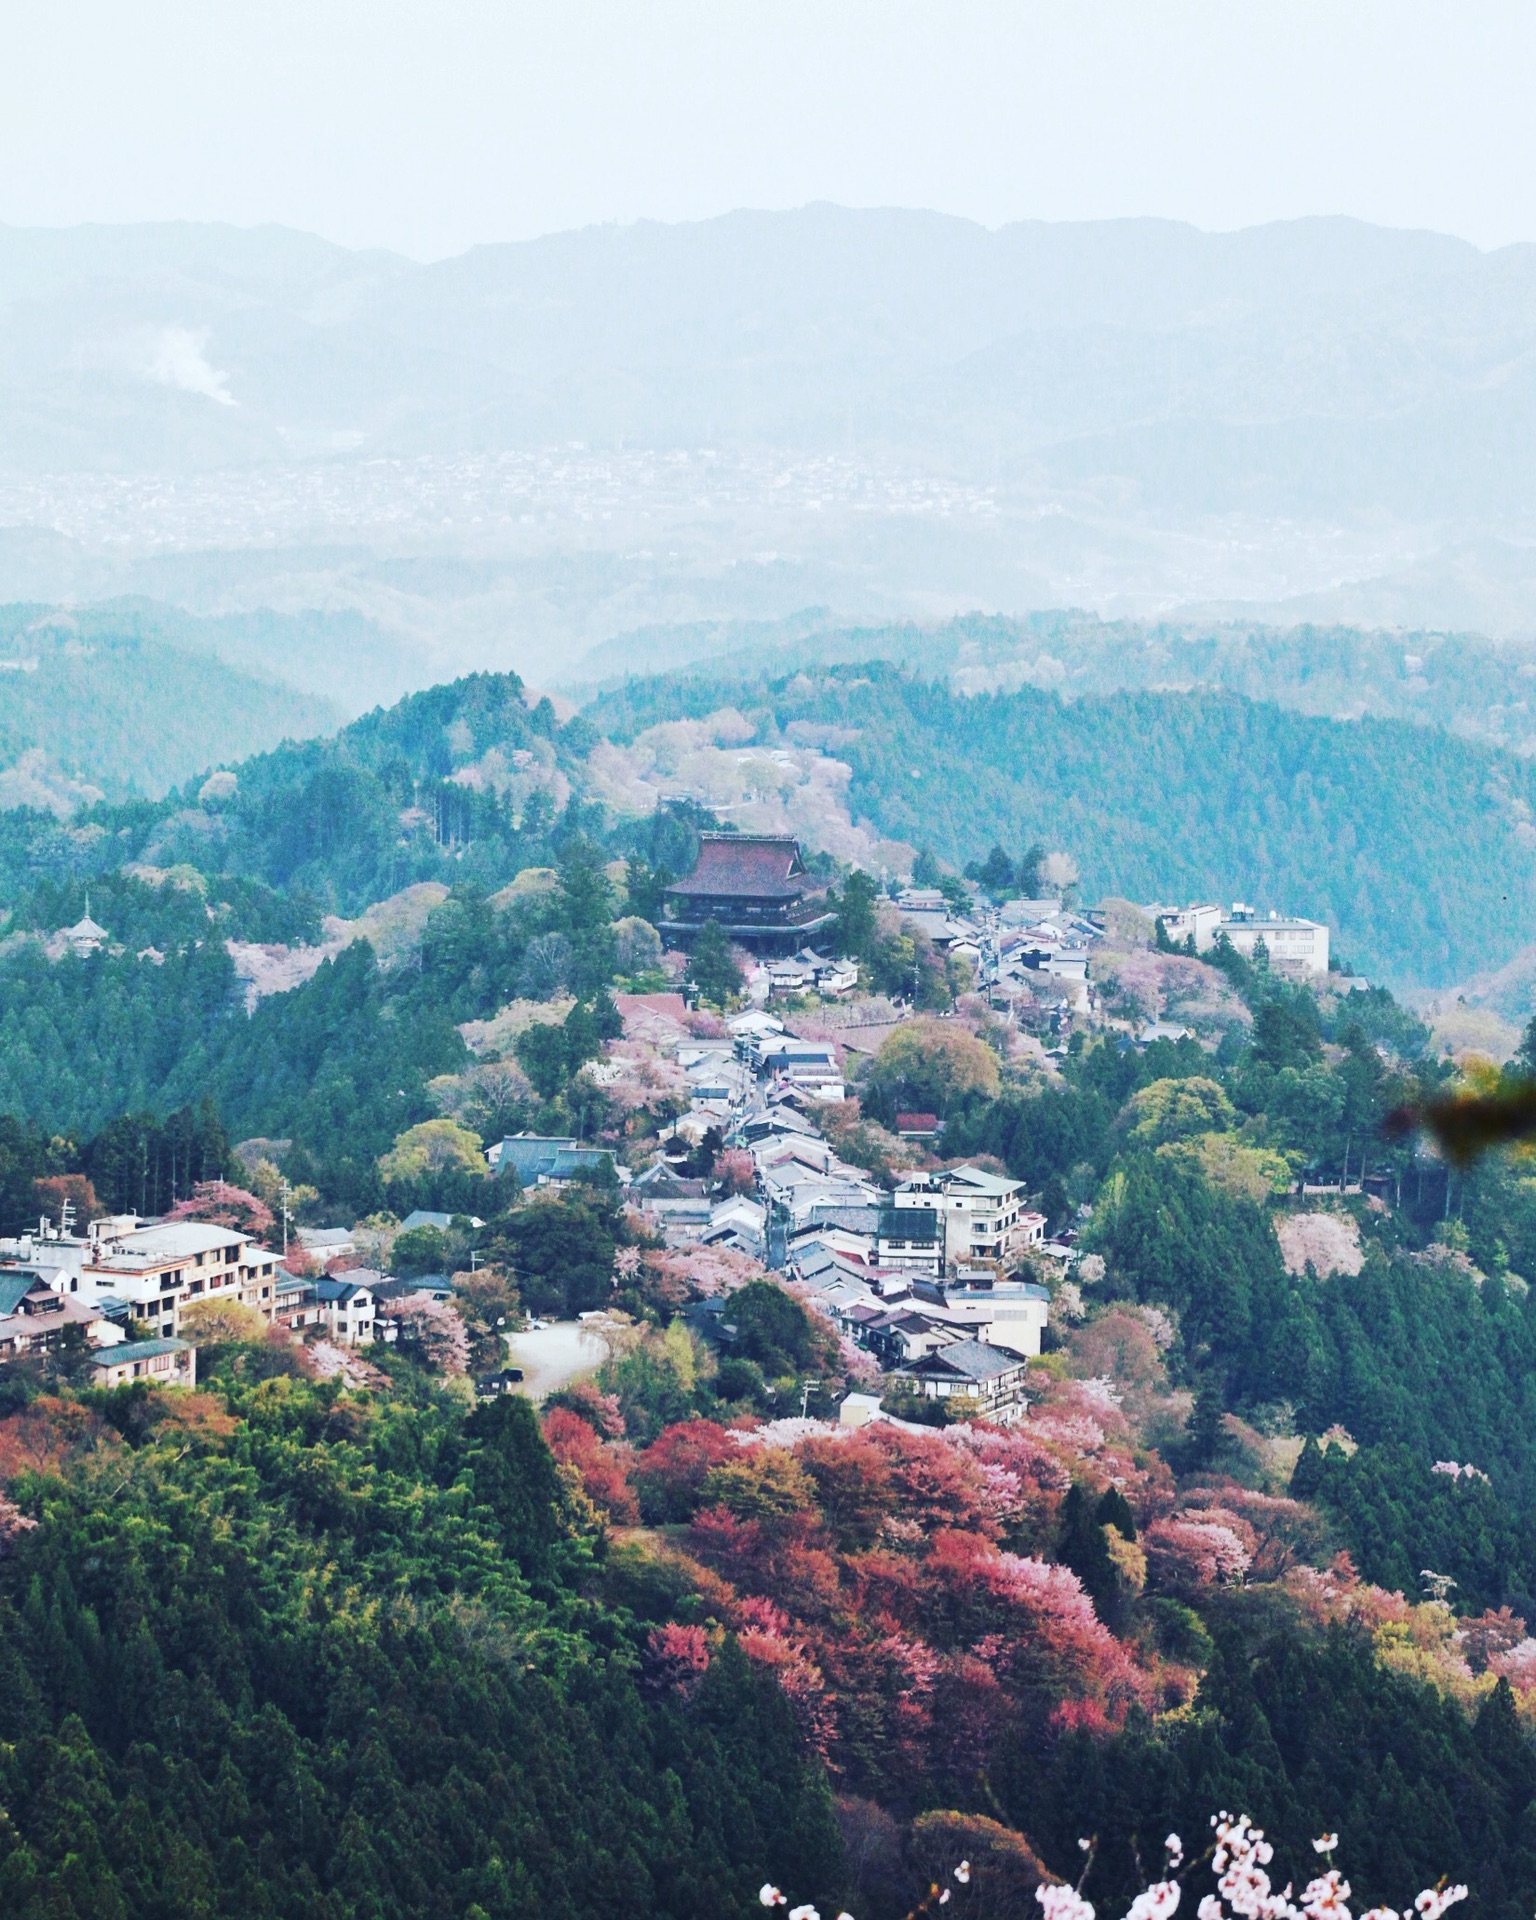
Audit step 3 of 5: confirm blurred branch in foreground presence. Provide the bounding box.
[1385,1079,1536,1167]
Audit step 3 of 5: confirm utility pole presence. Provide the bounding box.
[279,1179,291,1256]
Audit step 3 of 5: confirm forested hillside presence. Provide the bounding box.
[588,662,1536,985]
[8,647,1536,986]
[0,682,699,1173]
[0,669,607,918]
[574,608,1536,760]
[0,1373,838,1918]
[0,608,338,801]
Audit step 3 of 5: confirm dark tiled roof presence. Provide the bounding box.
[316,1278,377,1303]
[0,1275,35,1316]
[666,835,809,900]
[795,1205,881,1235]
[905,1338,1022,1383]
[495,1135,613,1184]
[632,1164,710,1197]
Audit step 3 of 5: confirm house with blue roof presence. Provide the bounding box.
[487,1134,615,1187]
[89,1337,196,1390]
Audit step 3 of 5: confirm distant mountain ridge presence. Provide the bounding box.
[570,609,1536,757]
[8,207,1536,671]
[4,207,1536,513]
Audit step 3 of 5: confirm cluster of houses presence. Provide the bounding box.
[467,835,1119,1421]
[6,838,1332,1413]
[0,1203,490,1387]
[652,834,1099,1032]
[0,1213,278,1388]
[862,885,1102,1036]
[592,989,1064,1422]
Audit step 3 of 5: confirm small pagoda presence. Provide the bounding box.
[660,833,834,953]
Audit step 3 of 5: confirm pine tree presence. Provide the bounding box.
[686,920,742,1008]
[1291,1433,1325,1499]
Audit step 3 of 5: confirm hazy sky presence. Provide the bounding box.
[4,2,1533,259]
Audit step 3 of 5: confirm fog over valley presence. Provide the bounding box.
[7,207,1536,692]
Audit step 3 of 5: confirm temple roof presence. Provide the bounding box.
[666,834,809,900]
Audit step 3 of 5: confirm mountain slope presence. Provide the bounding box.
[570,610,1536,758]
[0,607,340,801]
[0,667,598,921]
[8,643,1536,987]
[587,662,1536,987]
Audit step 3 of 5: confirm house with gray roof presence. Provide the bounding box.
[487,1135,615,1188]
[891,1337,1029,1420]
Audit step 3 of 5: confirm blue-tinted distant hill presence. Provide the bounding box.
[12,210,1536,662]
[0,604,340,800]
[569,609,1536,758]
[5,208,1536,523]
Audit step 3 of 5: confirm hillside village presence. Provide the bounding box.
[0,824,1353,1425]
[5,697,1536,1918]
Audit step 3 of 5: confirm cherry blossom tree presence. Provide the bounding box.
[393,1295,470,1374]
[165,1179,275,1242]
[632,1418,740,1522]
[1143,1513,1254,1592]
[640,1622,711,1698]
[543,1406,638,1522]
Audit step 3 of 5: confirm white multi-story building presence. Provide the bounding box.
[879,1166,1045,1275]
[83,1220,281,1335]
[915,1278,1052,1358]
[1218,905,1330,976]
[1157,902,1223,950]
[1156,900,1330,976]
[0,1216,282,1336]
[314,1276,378,1345]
